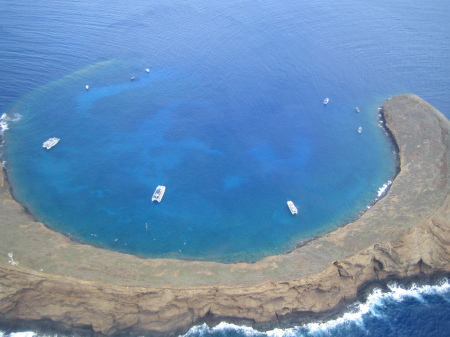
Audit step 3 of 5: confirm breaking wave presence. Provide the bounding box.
[377,180,392,198]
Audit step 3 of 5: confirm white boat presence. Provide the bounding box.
[355,107,360,113]
[358,126,362,133]
[323,98,329,104]
[145,68,150,73]
[85,85,89,90]
[131,76,136,80]
[287,201,298,215]
[151,185,166,202]
[43,137,60,150]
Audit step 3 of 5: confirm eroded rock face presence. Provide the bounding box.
[0,94,449,336]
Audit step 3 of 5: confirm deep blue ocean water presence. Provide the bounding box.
[1,0,450,335]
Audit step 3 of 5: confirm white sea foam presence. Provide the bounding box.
[377,180,392,197]
[0,114,8,133]
[0,333,38,337]
[386,278,450,301]
[0,112,22,134]
[183,322,264,337]
[299,278,450,335]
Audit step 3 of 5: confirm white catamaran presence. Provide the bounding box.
[42,137,60,150]
[151,185,166,202]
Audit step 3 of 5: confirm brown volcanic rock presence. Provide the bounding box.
[0,94,450,336]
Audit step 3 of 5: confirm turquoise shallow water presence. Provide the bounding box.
[0,0,448,264]
[2,61,397,262]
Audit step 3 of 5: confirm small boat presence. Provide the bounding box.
[131,76,136,81]
[287,201,298,215]
[323,98,329,104]
[151,185,166,202]
[355,107,360,113]
[43,137,60,150]
[358,126,362,133]
[85,85,89,90]
[145,68,150,73]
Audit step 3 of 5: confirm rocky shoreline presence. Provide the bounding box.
[1,94,449,336]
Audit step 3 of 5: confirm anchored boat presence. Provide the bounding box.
[287,201,298,214]
[152,185,166,202]
[42,137,60,150]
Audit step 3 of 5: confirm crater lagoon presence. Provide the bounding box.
[2,0,448,263]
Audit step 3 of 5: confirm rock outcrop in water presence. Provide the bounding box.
[0,94,449,336]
